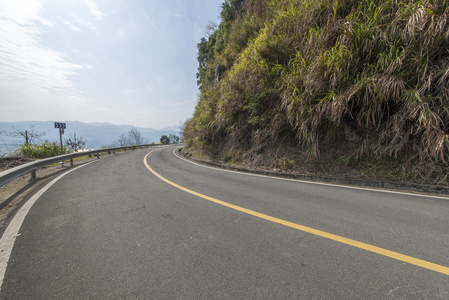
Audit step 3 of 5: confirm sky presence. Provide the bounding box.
[0,0,223,129]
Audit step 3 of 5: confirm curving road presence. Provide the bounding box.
[0,146,448,299]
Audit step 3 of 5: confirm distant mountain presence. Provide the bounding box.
[159,125,180,132]
[0,121,180,154]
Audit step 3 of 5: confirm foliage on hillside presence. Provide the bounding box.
[185,0,449,184]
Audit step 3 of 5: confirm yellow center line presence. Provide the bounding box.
[144,150,449,276]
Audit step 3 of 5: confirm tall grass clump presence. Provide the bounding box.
[185,0,449,184]
[18,141,68,159]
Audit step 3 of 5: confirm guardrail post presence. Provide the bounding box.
[70,158,73,167]
[114,150,116,155]
[96,152,100,159]
[31,169,36,180]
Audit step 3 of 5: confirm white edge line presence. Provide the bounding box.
[172,148,449,201]
[0,161,98,291]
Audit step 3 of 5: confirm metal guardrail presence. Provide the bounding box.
[0,143,170,187]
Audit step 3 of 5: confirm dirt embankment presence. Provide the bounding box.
[0,157,33,171]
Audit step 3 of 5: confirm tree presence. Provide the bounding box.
[6,124,46,145]
[160,135,170,144]
[65,133,86,151]
[196,0,245,90]
[168,134,180,144]
[117,133,129,146]
[115,128,146,147]
[221,0,245,23]
[127,128,146,145]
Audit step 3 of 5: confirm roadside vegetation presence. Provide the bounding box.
[160,134,181,144]
[184,0,449,185]
[18,141,69,159]
[0,124,86,160]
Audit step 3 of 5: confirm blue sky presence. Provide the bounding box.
[0,0,223,129]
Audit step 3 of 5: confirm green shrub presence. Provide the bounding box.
[18,140,68,159]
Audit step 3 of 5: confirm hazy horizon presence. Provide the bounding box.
[0,0,223,128]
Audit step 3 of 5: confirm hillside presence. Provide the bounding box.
[184,0,449,184]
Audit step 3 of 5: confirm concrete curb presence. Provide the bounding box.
[177,148,449,196]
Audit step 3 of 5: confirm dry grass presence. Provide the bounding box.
[185,0,449,184]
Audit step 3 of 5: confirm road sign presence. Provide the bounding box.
[54,122,67,160]
[54,122,66,129]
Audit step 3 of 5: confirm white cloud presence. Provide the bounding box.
[64,21,81,32]
[84,0,103,20]
[0,0,44,24]
[0,2,90,121]
[0,20,87,92]
[76,18,96,30]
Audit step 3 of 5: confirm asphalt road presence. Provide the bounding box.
[0,146,448,299]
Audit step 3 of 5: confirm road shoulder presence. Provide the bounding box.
[178,148,449,197]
